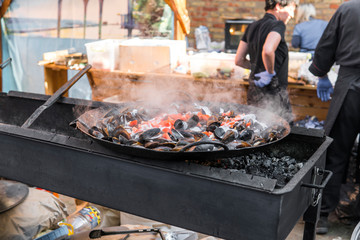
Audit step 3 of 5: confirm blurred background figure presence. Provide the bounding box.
[291,4,327,55]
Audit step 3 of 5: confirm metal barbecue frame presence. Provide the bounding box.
[0,91,332,240]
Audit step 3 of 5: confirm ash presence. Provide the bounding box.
[194,152,305,188]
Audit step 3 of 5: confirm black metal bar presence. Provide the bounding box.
[301,169,333,189]
[302,203,319,240]
[0,58,12,69]
[21,64,91,128]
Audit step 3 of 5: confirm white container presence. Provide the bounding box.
[85,39,122,71]
[119,38,187,73]
[288,51,311,73]
[188,52,245,78]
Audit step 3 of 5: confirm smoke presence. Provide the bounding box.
[250,88,293,123]
[95,71,247,113]
[71,71,292,129]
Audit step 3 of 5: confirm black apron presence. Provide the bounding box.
[242,13,293,122]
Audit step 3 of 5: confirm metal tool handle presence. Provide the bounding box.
[301,169,333,189]
[89,228,165,240]
[0,58,12,69]
[179,140,229,152]
[21,64,91,128]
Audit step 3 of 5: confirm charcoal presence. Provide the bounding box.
[190,152,305,188]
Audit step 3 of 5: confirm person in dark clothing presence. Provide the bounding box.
[235,0,297,123]
[308,0,360,234]
[291,4,328,55]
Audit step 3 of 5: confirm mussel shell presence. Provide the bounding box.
[187,114,200,128]
[239,129,254,142]
[214,127,225,140]
[178,130,195,139]
[206,120,221,132]
[253,138,266,146]
[89,126,105,139]
[235,140,252,148]
[233,120,246,131]
[221,130,238,144]
[171,129,184,141]
[138,128,161,143]
[174,119,188,130]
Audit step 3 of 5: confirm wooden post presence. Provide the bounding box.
[0,0,12,92]
[164,0,190,40]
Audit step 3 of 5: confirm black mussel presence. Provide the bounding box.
[235,140,252,148]
[239,129,254,142]
[138,128,161,144]
[109,125,129,139]
[194,143,214,152]
[214,127,225,140]
[89,126,105,139]
[174,119,188,130]
[144,141,161,149]
[253,138,266,147]
[178,130,195,139]
[176,140,191,147]
[171,128,184,141]
[261,125,287,142]
[206,120,221,132]
[160,142,176,148]
[103,107,121,118]
[123,139,138,146]
[167,132,177,142]
[191,132,209,141]
[118,128,132,140]
[153,146,173,151]
[187,115,200,128]
[233,120,246,131]
[112,134,130,144]
[221,130,238,144]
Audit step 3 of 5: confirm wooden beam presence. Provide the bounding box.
[164,0,190,40]
[0,0,12,92]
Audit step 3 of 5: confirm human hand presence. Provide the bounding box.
[317,76,333,102]
[254,71,276,88]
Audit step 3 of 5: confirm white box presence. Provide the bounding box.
[119,39,187,73]
[85,39,123,71]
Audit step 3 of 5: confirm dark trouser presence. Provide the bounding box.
[321,89,360,214]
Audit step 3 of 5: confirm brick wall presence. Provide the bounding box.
[186,0,344,49]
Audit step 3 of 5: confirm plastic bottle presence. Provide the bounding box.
[66,205,101,234]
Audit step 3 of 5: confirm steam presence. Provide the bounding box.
[71,71,293,125]
[96,72,247,113]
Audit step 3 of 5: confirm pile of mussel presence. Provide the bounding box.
[75,104,289,152]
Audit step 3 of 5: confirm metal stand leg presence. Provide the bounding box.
[302,203,320,240]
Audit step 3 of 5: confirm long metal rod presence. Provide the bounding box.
[21,64,91,128]
[0,58,12,69]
